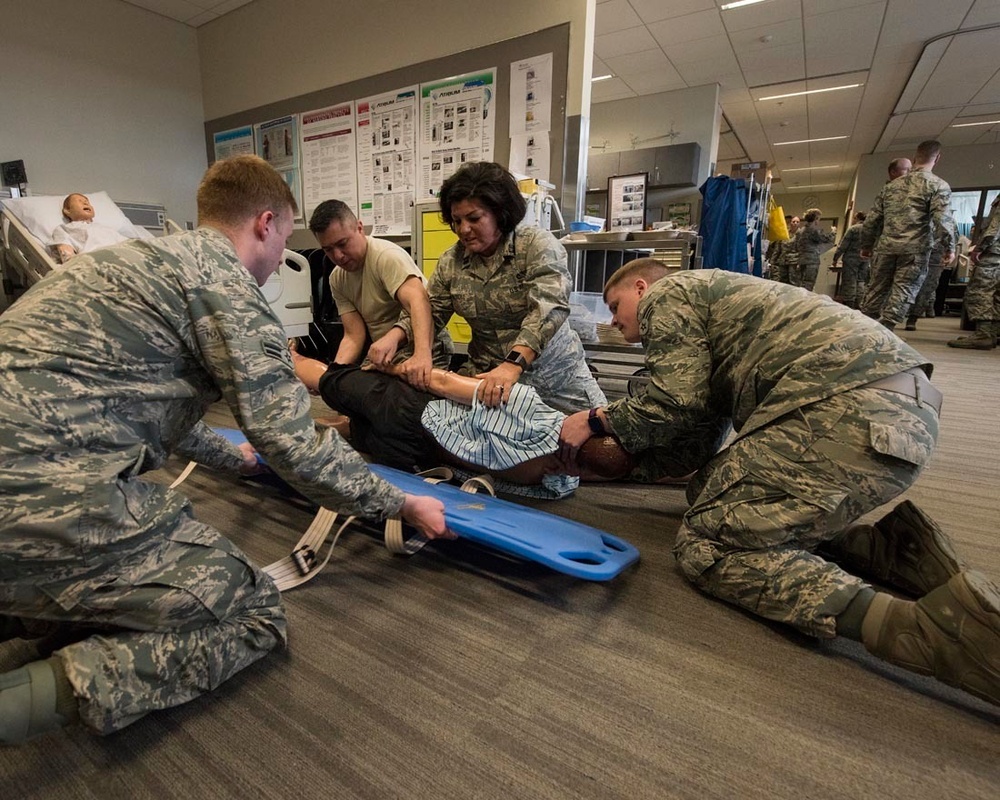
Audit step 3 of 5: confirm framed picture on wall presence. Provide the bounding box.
[667,202,692,227]
[607,172,648,232]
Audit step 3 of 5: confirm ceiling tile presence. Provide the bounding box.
[662,34,740,66]
[594,25,660,60]
[721,0,801,32]
[596,0,644,36]
[913,29,1000,109]
[804,3,882,73]
[623,69,691,95]
[741,44,806,87]
[806,0,885,15]
[971,72,1000,105]
[878,0,971,46]
[628,0,717,24]
[962,0,1000,27]
[122,0,205,21]
[604,48,673,75]
[646,9,726,46]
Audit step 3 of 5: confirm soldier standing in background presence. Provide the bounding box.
[859,142,956,330]
[832,211,870,309]
[949,193,1000,349]
[862,158,912,314]
[560,259,1000,708]
[0,155,448,744]
[765,214,795,282]
[791,208,835,292]
[768,214,800,284]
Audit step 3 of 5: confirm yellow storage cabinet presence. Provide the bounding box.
[415,202,470,345]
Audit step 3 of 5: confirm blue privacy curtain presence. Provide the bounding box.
[698,176,750,274]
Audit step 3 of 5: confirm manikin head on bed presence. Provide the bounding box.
[62,194,96,224]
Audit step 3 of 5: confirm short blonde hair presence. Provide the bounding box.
[603,257,671,300]
[197,155,297,227]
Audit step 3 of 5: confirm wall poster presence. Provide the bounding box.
[356,87,418,235]
[301,102,359,223]
[417,68,496,200]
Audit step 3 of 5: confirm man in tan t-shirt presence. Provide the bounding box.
[309,200,451,390]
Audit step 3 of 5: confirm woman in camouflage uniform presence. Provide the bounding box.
[791,208,835,292]
[400,162,605,415]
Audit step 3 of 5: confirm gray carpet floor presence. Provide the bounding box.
[2,316,998,799]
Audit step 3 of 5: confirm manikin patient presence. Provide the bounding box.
[293,350,720,497]
[51,193,131,263]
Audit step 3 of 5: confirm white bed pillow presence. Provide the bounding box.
[2,191,153,244]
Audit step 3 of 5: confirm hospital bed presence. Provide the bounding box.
[0,191,313,336]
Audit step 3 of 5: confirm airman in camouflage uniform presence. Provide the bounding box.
[832,212,870,308]
[766,215,799,283]
[859,142,957,329]
[949,193,1000,349]
[0,156,446,743]
[790,209,835,292]
[561,261,1000,706]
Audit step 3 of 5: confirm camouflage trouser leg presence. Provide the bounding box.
[963,254,1000,322]
[861,253,929,324]
[673,385,939,638]
[799,263,819,292]
[519,323,607,413]
[787,264,804,288]
[775,262,791,284]
[859,254,890,318]
[5,508,286,734]
[910,261,945,318]
[839,257,868,308]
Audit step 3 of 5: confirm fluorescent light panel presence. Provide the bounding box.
[721,0,770,10]
[592,74,614,82]
[773,136,848,146]
[781,165,839,172]
[757,83,863,101]
[951,119,1000,128]
[788,183,838,189]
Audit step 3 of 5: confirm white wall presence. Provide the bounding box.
[0,0,207,226]
[198,0,595,120]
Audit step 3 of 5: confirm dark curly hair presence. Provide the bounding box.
[438,162,527,236]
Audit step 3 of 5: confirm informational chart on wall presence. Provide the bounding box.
[508,53,552,182]
[301,102,358,223]
[417,68,496,200]
[256,115,303,222]
[213,126,255,161]
[355,87,418,236]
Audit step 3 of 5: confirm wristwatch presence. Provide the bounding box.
[504,350,529,370]
[588,407,605,435]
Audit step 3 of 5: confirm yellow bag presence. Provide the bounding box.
[767,200,789,241]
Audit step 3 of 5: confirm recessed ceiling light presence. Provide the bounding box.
[790,183,838,189]
[592,74,614,83]
[720,0,771,10]
[757,84,864,101]
[950,119,1000,128]
[773,136,848,146]
[781,165,839,172]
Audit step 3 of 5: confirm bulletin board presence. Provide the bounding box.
[203,24,570,246]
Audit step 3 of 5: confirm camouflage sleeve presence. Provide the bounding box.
[604,285,716,454]
[514,230,571,354]
[188,280,405,520]
[930,184,956,254]
[174,420,245,472]
[860,190,885,250]
[982,201,1000,241]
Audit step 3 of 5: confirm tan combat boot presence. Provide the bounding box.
[947,321,997,350]
[862,571,1000,706]
[825,501,964,596]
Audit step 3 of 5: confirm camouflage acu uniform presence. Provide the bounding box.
[908,240,949,320]
[832,222,870,308]
[767,232,797,284]
[400,225,605,413]
[604,270,939,639]
[964,194,1000,325]
[859,169,957,324]
[0,229,405,734]
[790,223,834,291]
